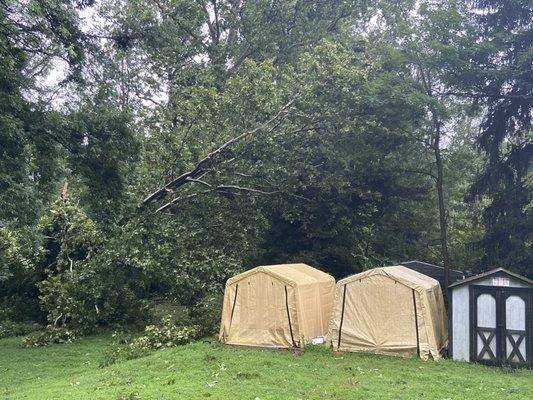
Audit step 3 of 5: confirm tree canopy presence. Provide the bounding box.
[0,0,530,332]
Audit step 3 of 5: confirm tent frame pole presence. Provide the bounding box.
[412,289,420,357]
[284,286,297,348]
[337,284,348,349]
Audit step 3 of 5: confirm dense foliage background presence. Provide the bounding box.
[0,0,530,336]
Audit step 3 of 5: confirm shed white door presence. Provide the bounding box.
[471,285,531,368]
[503,291,530,366]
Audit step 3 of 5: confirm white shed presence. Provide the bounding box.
[448,268,532,368]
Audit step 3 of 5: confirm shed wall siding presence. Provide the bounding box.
[452,285,470,361]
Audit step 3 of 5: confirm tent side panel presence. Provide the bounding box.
[331,275,421,356]
[296,280,335,343]
[218,283,235,342]
[319,280,335,338]
[327,282,344,347]
[413,290,429,360]
[225,272,299,348]
[295,284,316,344]
[418,288,447,361]
[434,286,448,352]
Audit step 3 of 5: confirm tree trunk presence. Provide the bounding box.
[417,63,451,289]
[433,123,451,289]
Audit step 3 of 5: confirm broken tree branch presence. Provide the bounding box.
[142,100,294,207]
[156,184,280,213]
[215,185,280,195]
[156,181,312,213]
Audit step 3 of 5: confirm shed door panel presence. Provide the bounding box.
[471,286,531,368]
[475,293,497,362]
[503,293,530,366]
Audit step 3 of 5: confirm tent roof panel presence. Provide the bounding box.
[337,265,440,291]
[227,263,333,286]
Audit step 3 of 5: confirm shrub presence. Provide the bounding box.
[0,227,44,323]
[35,194,102,331]
[189,294,223,337]
[138,317,199,349]
[101,315,200,367]
[0,294,44,324]
[101,332,150,367]
[147,300,191,326]
[22,326,78,347]
[0,320,42,339]
[0,227,27,282]
[35,195,149,332]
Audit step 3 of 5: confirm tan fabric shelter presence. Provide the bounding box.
[219,263,335,348]
[328,266,447,360]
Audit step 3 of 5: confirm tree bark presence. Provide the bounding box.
[433,121,451,289]
[417,62,452,289]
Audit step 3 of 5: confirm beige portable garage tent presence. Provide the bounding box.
[219,263,335,348]
[329,266,447,360]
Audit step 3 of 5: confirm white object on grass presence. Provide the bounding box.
[310,336,326,345]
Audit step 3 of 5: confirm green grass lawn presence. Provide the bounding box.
[1,335,531,400]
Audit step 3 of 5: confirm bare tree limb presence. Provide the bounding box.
[234,172,253,178]
[135,93,165,107]
[214,184,280,195]
[156,179,313,213]
[156,191,208,212]
[155,183,280,213]
[186,178,213,187]
[53,313,64,326]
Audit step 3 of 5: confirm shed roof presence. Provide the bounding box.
[338,265,440,292]
[448,267,533,289]
[227,263,333,286]
[401,260,466,279]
